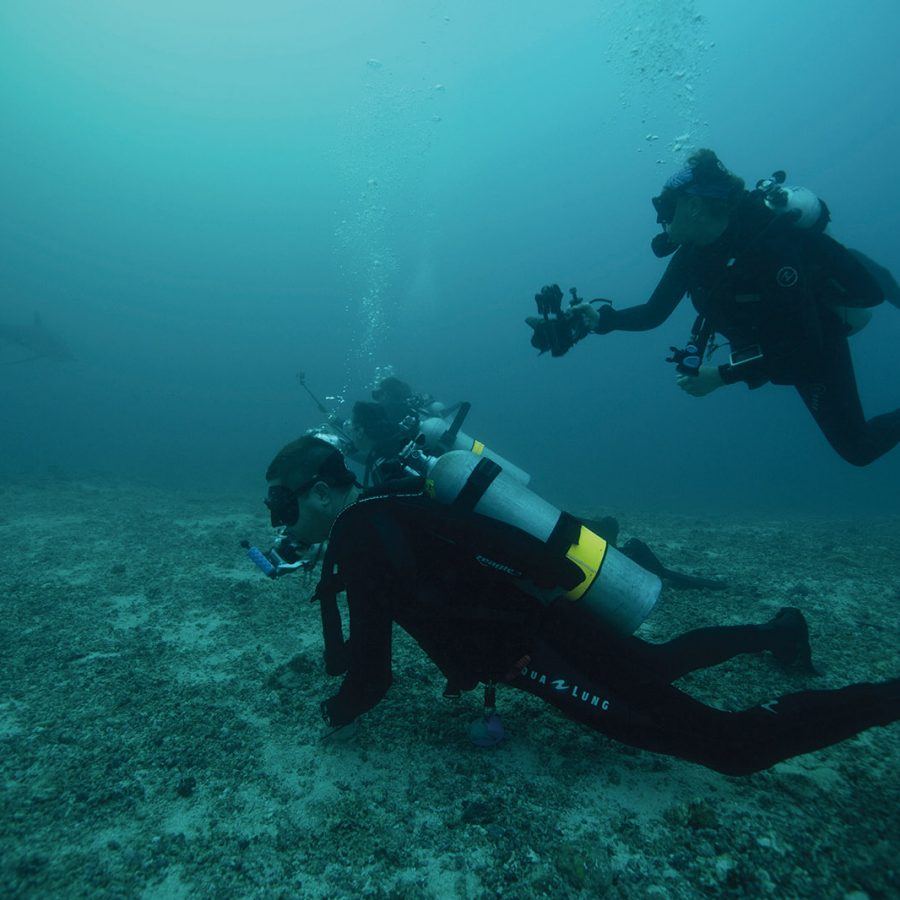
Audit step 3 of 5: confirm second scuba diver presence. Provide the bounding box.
[527,149,900,466]
[249,375,725,590]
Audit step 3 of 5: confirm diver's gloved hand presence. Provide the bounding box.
[677,365,726,397]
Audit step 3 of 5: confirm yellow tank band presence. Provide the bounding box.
[424,479,436,498]
[471,439,485,455]
[564,527,608,600]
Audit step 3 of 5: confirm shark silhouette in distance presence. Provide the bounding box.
[0,313,73,365]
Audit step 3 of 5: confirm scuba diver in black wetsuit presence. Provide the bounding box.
[261,434,900,775]
[527,149,900,467]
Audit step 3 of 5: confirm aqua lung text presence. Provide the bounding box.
[521,666,611,711]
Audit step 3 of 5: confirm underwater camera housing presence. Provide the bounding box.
[528,285,594,357]
[532,283,575,356]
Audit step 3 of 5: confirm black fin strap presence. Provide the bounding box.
[452,457,502,512]
[546,511,584,556]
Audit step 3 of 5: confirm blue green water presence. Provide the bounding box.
[2,6,899,896]
[2,0,899,515]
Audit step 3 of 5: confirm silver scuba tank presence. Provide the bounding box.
[763,184,828,230]
[418,416,531,484]
[426,450,661,634]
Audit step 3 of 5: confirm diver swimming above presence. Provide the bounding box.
[527,149,900,466]
[260,434,900,775]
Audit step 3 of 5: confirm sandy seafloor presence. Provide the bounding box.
[2,475,899,900]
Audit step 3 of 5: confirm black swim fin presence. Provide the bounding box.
[621,538,727,591]
[849,248,900,309]
[583,516,620,545]
[762,607,818,674]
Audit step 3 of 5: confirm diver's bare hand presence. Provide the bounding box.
[570,303,600,333]
[677,365,725,397]
[319,719,359,744]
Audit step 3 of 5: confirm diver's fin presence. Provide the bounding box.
[582,516,620,546]
[621,538,727,591]
[763,607,818,674]
[850,248,900,309]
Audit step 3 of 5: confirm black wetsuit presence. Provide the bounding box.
[315,482,899,775]
[606,194,900,466]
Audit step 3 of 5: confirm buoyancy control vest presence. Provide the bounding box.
[682,194,884,383]
[665,169,886,381]
[692,208,825,374]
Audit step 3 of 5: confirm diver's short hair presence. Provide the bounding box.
[265,435,355,490]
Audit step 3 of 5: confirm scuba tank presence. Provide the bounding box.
[425,450,661,635]
[417,402,531,484]
[417,416,531,485]
[756,171,830,232]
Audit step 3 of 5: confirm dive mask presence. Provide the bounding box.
[265,482,314,527]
